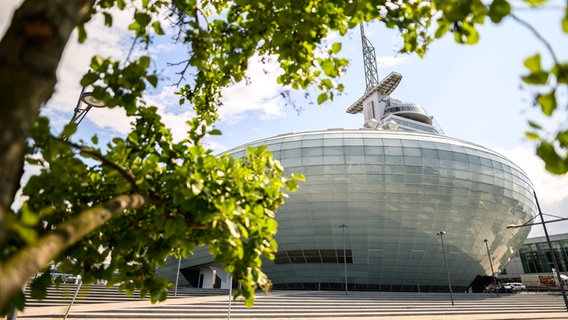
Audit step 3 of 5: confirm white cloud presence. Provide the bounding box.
[0,0,23,37]
[493,146,568,236]
[219,55,286,123]
[494,146,568,207]
[145,85,196,142]
[377,55,408,68]
[3,4,137,135]
[1,1,133,134]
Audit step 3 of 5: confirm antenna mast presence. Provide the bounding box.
[360,24,379,93]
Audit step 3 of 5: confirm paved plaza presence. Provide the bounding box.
[14,284,568,319]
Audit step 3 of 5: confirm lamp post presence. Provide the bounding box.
[507,191,568,312]
[174,256,182,297]
[60,88,107,320]
[69,88,107,125]
[437,231,454,306]
[483,239,499,297]
[227,274,232,320]
[339,224,348,295]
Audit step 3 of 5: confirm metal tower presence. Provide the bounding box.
[360,24,379,93]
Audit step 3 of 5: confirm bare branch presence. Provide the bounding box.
[510,13,559,66]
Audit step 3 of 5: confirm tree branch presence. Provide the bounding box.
[510,13,559,66]
[0,193,145,309]
[58,137,141,193]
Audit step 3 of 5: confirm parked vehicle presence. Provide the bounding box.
[499,282,526,293]
[510,282,527,291]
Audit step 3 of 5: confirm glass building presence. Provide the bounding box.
[157,70,537,292]
[504,233,568,275]
[520,237,568,274]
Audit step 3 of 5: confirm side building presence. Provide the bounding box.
[500,233,568,288]
[157,71,537,293]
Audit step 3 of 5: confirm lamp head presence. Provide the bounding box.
[80,92,106,108]
[437,231,446,236]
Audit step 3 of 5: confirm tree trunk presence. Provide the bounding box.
[0,194,145,309]
[0,0,95,245]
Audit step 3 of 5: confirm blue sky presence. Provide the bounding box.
[1,1,567,237]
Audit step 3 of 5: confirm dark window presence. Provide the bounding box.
[274,249,353,264]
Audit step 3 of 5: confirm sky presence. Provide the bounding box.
[1,1,567,238]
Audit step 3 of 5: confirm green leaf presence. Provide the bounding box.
[209,129,222,136]
[537,141,567,174]
[330,42,342,54]
[522,0,548,6]
[551,63,568,84]
[134,12,151,28]
[317,92,328,104]
[103,12,113,27]
[557,131,568,147]
[77,24,87,43]
[434,20,451,38]
[152,21,165,35]
[285,179,299,192]
[525,131,540,141]
[147,75,158,87]
[462,23,479,44]
[521,71,549,85]
[165,219,180,237]
[488,0,511,23]
[537,91,556,116]
[524,54,541,73]
[61,123,78,138]
[30,272,52,300]
[291,173,306,181]
[528,121,542,129]
[320,59,337,77]
[80,71,100,87]
[20,204,39,226]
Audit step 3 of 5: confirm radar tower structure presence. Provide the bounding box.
[346,24,443,135]
[360,24,380,93]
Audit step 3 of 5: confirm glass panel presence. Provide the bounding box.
[302,156,323,166]
[302,138,323,147]
[323,138,344,146]
[302,147,323,157]
[365,146,384,155]
[324,155,345,165]
[323,146,344,155]
[344,146,364,154]
[404,156,421,165]
[282,141,302,149]
[344,138,364,146]
[281,148,301,158]
[385,155,404,165]
[403,147,421,156]
[383,139,402,147]
[384,146,403,155]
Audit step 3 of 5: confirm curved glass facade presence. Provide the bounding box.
[225,129,536,291]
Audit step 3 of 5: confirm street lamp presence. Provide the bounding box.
[507,191,568,312]
[483,239,499,297]
[174,256,182,297]
[61,87,107,319]
[69,87,107,125]
[339,224,348,295]
[437,231,454,306]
